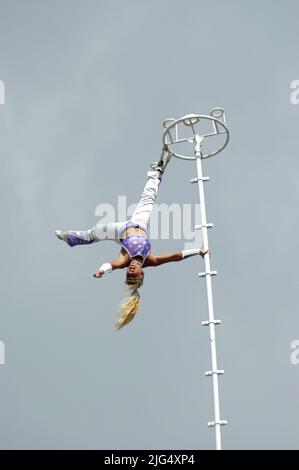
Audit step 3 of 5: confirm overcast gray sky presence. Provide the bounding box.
[0,0,299,450]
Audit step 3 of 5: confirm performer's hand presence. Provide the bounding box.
[93,271,104,278]
[199,248,210,258]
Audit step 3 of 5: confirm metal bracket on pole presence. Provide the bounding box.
[162,108,229,451]
[191,176,210,183]
[205,370,224,376]
[195,223,214,230]
[198,271,218,278]
[208,421,228,428]
[202,320,221,326]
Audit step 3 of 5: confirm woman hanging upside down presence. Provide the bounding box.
[55,145,208,330]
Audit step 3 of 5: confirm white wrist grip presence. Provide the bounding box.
[99,262,112,274]
[181,249,200,259]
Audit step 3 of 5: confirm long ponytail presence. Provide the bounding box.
[115,282,142,330]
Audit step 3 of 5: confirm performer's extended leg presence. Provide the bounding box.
[55,221,126,247]
[130,170,162,227]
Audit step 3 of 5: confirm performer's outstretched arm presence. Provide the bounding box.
[144,248,209,267]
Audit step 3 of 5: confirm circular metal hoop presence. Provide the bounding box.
[162,110,230,160]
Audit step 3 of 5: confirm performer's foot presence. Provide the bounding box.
[151,144,172,174]
[55,230,70,244]
[151,161,164,173]
[55,230,94,247]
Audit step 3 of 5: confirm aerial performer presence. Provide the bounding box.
[55,145,208,330]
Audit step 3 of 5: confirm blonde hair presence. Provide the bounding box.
[115,278,143,330]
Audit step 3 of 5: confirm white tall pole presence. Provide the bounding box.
[163,111,229,450]
[193,135,227,450]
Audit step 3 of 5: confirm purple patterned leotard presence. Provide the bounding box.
[119,221,151,265]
